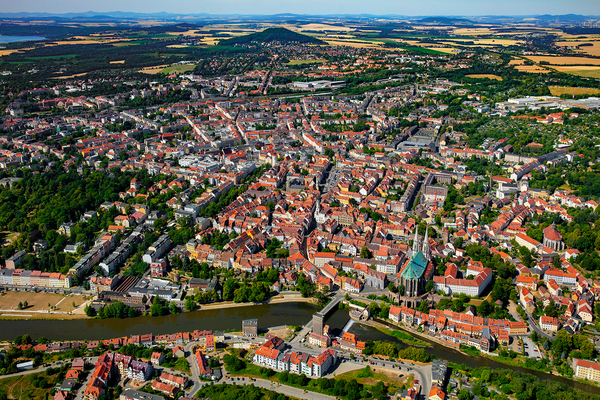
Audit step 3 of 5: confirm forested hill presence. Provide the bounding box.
[221,27,325,46]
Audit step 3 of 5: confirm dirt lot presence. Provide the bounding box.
[0,290,86,312]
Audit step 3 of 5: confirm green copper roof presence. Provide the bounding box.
[401,250,428,280]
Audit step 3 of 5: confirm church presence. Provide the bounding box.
[397,228,435,298]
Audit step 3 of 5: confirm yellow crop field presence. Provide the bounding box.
[549,86,600,96]
[466,74,503,80]
[200,37,221,46]
[555,41,600,57]
[137,65,169,74]
[55,73,89,79]
[166,29,204,37]
[551,65,600,78]
[452,28,495,36]
[509,59,525,65]
[524,55,600,66]
[0,48,33,57]
[109,60,125,64]
[425,47,458,54]
[295,23,355,32]
[443,38,523,46]
[515,65,551,73]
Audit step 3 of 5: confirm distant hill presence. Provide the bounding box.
[221,27,325,46]
[418,17,473,25]
[146,23,202,34]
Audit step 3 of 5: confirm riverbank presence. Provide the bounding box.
[198,294,317,311]
[0,292,316,321]
[365,317,588,388]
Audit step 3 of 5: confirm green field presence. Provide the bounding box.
[287,59,327,65]
[27,54,78,60]
[0,370,61,400]
[162,63,197,74]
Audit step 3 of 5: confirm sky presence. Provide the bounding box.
[3,0,600,16]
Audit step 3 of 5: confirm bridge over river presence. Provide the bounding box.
[290,291,344,345]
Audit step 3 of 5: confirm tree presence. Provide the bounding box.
[85,304,96,317]
[185,297,196,312]
[425,280,435,292]
[398,283,405,296]
[458,389,474,400]
[21,334,32,345]
[17,302,22,310]
[360,246,370,259]
[23,301,28,308]
[479,300,493,317]
[544,299,559,318]
[417,300,429,314]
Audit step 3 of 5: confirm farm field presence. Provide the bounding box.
[551,65,600,78]
[423,47,458,54]
[137,64,169,74]
[515,64,551,73]
[556,41,600,56]
[524,55,600,65]
[466,74,503,80]
[323,39,383,49]
[548,86,600,96]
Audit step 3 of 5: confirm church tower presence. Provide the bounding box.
[412,228,420,254]
[422,227,430,260]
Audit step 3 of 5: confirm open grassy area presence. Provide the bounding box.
[0,290,86,312]
[162,357,191,374]
[549,86,600,96]
[334,366,412,393]
[161,64,197,74]
[375,327,431,347]
[287,59,327,65]
[1,231,19,246]
[27,54,78,60]
[0,370,61,400]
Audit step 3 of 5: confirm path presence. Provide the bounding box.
[195,376,335,400]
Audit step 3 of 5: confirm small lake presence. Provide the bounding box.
[0,35,46,44]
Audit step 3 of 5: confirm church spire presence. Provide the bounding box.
[422,226,430,259]
[412,228,420,254]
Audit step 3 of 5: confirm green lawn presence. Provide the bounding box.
[162,64,197,74]
[287,59,327,65]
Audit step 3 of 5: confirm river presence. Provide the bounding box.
[0,302,320,341]
[0,35,46,44]
[324,308,600,395]
[2,301,599,394]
